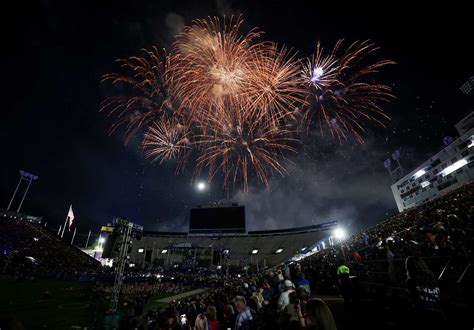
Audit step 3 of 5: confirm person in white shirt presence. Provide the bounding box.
[277,280,295,312]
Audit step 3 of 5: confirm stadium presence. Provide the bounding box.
[1,2,474,330]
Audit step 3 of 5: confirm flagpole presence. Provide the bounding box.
[71,227,77,245]
[61,204,72,238]
[61,213,68,238]
[57,225,62,236]
[85,229,91,248]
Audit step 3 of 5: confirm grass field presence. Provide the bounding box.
[0,279,170,330]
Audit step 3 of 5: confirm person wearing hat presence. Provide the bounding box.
[277,279,295,312]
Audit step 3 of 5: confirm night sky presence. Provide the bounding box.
[1,0,473,243]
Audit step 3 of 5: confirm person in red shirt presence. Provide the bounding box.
[352,251,362,263]
[206,306,220,330]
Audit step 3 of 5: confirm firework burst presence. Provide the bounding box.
[302,41,340,90]
[195,104,298,191]
[143,115,191,169]
[302,40,395,143]
[170,16,262,113]
[245,44,307,120]
[100,47,184,144]
[101,17,395,191]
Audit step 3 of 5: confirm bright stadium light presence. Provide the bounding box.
[251,249,259,255]
[333,227,346,240]
[468,139,474,148]
[99,237,105,244]
[275,248,283,254]
[413,169,426,179]
[440,159,468,177]
[196,181,207,191]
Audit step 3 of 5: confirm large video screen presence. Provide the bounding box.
[189,206,246,233]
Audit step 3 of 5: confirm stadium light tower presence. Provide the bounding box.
[7,170,39,212]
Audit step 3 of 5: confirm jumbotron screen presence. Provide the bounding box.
[189,205,246,233]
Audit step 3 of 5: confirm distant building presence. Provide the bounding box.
[391,112,474,212]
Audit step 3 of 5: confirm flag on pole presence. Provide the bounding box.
[67,205,75,231]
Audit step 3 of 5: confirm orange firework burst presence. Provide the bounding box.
[143,115,191,169]
[170,16,262,113]
[100,47,184,144]
[302,40,395,143]
[195,104,297,191]
[246,44,307,119]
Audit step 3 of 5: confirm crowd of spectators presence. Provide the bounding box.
[294,182,473,327]
[0,214,100,278]
[299,181,473,284]
[102,268,339,330]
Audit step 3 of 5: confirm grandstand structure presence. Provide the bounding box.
[103,210,337,270]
